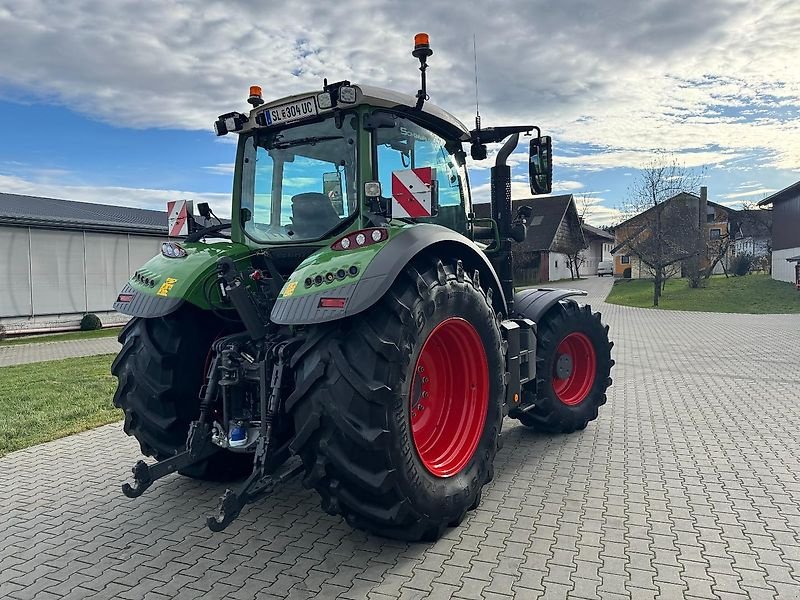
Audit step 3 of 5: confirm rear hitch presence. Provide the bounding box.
[206,340,301,532]
[206,454,303,532]
[122,421,219,498]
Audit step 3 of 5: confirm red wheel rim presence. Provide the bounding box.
[410,318,489,478]
[553,332,597,406]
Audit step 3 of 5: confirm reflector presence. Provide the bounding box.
[319,297,347,309]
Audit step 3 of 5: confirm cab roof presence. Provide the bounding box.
[245,83,471,142]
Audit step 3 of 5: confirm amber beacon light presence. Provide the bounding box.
[413,33,432,58]
[248,85,264,107]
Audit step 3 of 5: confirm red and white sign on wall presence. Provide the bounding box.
[391,167,435,218]
[167,199,193,237]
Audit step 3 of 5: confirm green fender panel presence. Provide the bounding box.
[113,241,252,318]
[271,223,506,325]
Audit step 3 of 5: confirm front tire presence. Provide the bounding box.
[288,256,504,541]
[514,301,613,433]
[111,307,251,480]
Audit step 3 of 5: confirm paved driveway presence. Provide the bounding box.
[2,277,800,599]
[0,337,121,367]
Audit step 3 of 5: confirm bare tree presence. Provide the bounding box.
[617,153,704,306]
[739,201,773,273]
[564,194,591,280]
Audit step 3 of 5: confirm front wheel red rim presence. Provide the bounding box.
[552,332,597,406]
[410,318,489,478]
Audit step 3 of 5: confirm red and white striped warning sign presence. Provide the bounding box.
[167,200,193,237]
[391,167,435,218]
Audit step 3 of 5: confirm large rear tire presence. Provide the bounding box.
[288,256,504,541]
[514,301,613,433]
[111,307,251,480]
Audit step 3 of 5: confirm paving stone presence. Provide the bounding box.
[2,277,800,600]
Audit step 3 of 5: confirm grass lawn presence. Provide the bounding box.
[0,327,121,347]
[606,274,800,314]
[0,354,120,457]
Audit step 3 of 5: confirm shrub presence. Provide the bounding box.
[80,313,102,331]
[731,253,753,277]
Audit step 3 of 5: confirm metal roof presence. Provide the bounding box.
[581,221,615,241]
[473,194,580,251]
[758,180,800,206]
[0,192,167,235]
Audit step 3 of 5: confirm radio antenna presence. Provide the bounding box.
[473,34,481,131]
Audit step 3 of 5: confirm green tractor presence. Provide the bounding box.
[113,34,613,541]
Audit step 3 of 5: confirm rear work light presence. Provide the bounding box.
[331,228,388,250]
[161,241,187,258]
[319,297,347,309]
[213,111,248,136]
[116,293,134,303]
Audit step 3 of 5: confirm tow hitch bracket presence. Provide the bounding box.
[122,421,219,498]
[206,339,301,532]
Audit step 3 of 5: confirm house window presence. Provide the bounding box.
[620,255,630,264]
[710,228,721,240]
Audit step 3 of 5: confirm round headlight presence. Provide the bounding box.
[340,237,351,249]
[371,229,383,242]
[355,233,366,246]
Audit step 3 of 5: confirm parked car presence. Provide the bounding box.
[597,261,613,277]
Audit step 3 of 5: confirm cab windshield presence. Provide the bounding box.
[240,114,358,243]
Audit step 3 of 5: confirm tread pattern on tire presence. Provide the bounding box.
[288,255,504,541]
[515,301,614,433]
[111,308,251,480]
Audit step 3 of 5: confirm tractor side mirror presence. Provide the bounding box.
[529,136,553,195]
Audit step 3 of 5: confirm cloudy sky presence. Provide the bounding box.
[0,0,798,225]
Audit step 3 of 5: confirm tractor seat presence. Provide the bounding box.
[290,192,341,238]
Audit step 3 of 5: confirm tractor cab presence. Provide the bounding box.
[224,82,475,247]
[213,34,553,263]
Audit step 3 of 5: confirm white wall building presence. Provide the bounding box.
[0,193,169,333]
[758,182,800,284]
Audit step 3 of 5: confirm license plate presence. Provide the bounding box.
[264,97,318,126]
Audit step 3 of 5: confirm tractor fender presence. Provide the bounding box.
[113,241,252,319]
[270,224,507,325]
[513,287,588,325]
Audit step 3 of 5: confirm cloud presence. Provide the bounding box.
[722,187,777,199]
[1,0,799,229]
[203,163,235,175]
[0,173,232,217]
[0,0,796,177]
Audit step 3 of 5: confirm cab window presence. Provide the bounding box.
[373,114,469,232]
